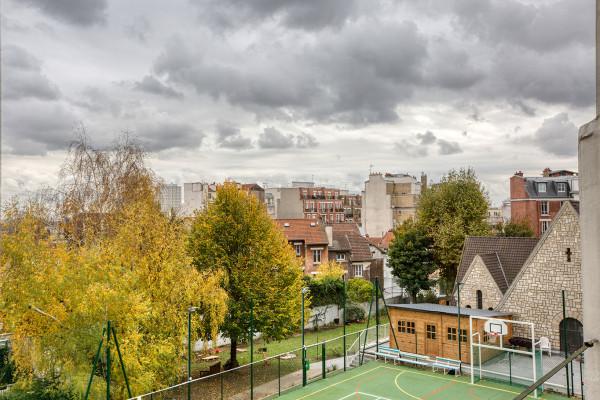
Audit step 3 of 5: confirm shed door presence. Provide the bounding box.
[425,324,438,357]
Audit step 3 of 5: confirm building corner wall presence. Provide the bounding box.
[579,118,600,395]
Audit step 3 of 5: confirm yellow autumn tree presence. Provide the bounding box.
[187,182,306,369]
[316,260,345,279]
[0,131,227,399]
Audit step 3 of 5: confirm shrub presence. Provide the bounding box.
[346,301,366,322]
[346,278,373,303]
[417,290,438,304]
[0,347,14,389]
[306,276,343,307]
[0,375,75,400]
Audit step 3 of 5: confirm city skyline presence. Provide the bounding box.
[3,0,590,206]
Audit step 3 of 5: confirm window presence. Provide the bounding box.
[354,264,363,277]
[541,220,549,234]
[407,321,415,334]
[460,329,468,343]
[476,290,483,310]
[398,320,406,333]
[538,182,547,193]
[541,201,549,216]
[295,245,301,257]
[426,325,436,339]
[313,249,321,264]
[566,248,572,262]
[557,182,566,192]
[336,253,346,261]
[447,327,457,341]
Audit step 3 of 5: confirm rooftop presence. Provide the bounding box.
[388,303,512,317]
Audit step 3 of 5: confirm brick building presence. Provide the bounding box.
[510,168,578,237]
[266,182,345,223]
[340,192,362,224]
[275,218,329,276]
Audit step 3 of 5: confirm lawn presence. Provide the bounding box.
[189,315,390,378]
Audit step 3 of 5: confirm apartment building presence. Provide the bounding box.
[362,172,427,238]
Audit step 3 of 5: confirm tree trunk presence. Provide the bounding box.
[224,338,239,370]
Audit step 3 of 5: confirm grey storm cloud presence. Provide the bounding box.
[215,120,253,150]
[257,128,319,149]
[154,20,428,125]
[195,0,357,31]
[3,102,72,155]
[397,131,463,157]
[72,87,122,116]
[19,0,108,27]
[533,113,578,157]
[138,121,204,152]
[3,45,60,101]
[437,139,463,155]
[510,99,536,117]
[296,132,318,149]
[125,16,152,43]
[449,0,592,53]
[134,75,183,99]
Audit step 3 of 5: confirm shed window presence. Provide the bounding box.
[426,325,436,339]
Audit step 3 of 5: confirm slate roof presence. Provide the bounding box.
[522,177,572,199]
[388,303,512,317]
[345,231,373,260]
[456,236,540,292]
[275,219,328,245]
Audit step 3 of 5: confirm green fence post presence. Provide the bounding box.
[457,282,462,373]
[111,327,132,399]
[343,277,346,372]
[581,358,584,400]
[563,290,570,397]
[251,297,254,400]
[322,342,326,379]
[221,372,223,400]
[509,352,512,385]
[375,276,379,353]
[106,321,111,400]
[278,356,281,396]
[84,328,106,400]
[302,347,306,387]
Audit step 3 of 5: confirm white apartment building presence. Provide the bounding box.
[160,183,182,213]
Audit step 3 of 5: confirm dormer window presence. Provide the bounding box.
[557,182,566,192]
[538,182,547,193]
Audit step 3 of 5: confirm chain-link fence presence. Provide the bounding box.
[129,323,389,400]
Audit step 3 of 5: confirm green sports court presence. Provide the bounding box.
[275,361,566,400]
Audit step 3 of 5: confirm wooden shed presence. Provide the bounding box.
[387,303,513,364]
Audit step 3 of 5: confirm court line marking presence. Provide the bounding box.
[394,372,420,399]
[291,366,384,400]
[355,368,392,400]
[339,392,392,400]
[386,365,540,399]
[421,381,456,399]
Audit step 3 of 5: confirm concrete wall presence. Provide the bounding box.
[277,188,303,218]
[363,174,392,237]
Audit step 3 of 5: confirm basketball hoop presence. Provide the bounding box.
[488,331,499,343]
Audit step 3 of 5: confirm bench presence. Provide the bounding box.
[374,346,400,363]
[432,357,461,375]
[395,352,430,367]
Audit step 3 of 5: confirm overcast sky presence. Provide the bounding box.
[2,0,594,205]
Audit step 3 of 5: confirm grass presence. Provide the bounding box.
[188,315,390,377]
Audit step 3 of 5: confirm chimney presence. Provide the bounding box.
[421,173,427,189]
[515,171,523,177]
[543,168,551,177]
[325,225,333,246]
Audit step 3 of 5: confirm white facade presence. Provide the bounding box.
[182,182,216,216]
[362,173,425,238]
[160,183,182,213]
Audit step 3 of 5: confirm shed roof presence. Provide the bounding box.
[388,303,512,317]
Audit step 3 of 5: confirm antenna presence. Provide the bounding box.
[369,164,373,174]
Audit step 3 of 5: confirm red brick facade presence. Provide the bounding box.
[300,187,345,224]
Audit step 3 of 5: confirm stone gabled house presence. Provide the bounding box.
[456,201,582,352]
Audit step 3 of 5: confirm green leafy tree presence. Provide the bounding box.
[387,220,437,302]
[417,168,490,282]
[187,182,305,369]
[493,218,535,237]
[346,278,373,303]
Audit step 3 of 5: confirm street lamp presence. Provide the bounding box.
[188,306,199,400]
[301,287,309,386]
